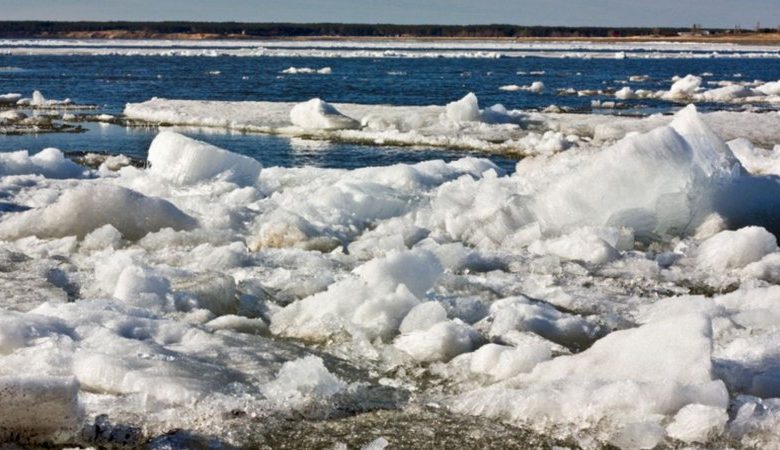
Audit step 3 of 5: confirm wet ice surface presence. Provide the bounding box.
[4,41,780,449]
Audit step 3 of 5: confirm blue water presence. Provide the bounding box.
[1,54,779,170]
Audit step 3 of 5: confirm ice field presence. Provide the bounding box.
[1,39,780,448]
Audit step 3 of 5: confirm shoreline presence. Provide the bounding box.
[8,31,780,46]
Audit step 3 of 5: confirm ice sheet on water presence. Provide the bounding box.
[125,93,780,157]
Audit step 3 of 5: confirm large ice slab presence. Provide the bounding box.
[148,131,262,186]
[125,96,780,156]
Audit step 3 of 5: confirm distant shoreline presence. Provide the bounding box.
[1,21,779,46]
[9,31,780,46]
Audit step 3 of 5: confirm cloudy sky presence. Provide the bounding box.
[1,0,777,28]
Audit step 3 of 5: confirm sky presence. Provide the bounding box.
[1,0,778,29]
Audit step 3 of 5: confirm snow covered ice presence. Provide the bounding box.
[5,92,780,448]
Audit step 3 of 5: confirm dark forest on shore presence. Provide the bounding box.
[0,21,747,39]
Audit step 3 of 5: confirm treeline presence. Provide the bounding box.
[0,21,705,38]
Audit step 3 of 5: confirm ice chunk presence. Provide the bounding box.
[445,92,481,122]
[17,90,72,108]
[0,376,81,443]
[353,248,443,298]
[113,265,171,309]
[0,148,85,178]
[205,315,268,335]
[0,311,75,355]
[0,184,197,240]
[531,105,739,238]
[80,224,123,252]
[701,85,755,103]
[394,319,475,362]
[666,74,702,99]
[468,343,551,380]
[0,92,22,104]
[289,98,360,130]
[615,87,636,100]
[666,404,728,443]
[262,356,346,410]
[500,82,544,93]
[483,296,599,348]
[361,437,390,450]
[271,249,443,341]
[281,66,332,75]
[526,81,545,93]
[697,226,777,271]
[528,227,622,265]
[756,80,780,96]
[148,131,262,186]
[399,301,448,334]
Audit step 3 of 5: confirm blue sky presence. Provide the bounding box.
[1,0,778,28]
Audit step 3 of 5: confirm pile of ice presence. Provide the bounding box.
[608,74,780,105]
[452,314,728,448]
[4,102,780,447]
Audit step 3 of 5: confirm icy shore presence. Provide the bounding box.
[2,104,780,447]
